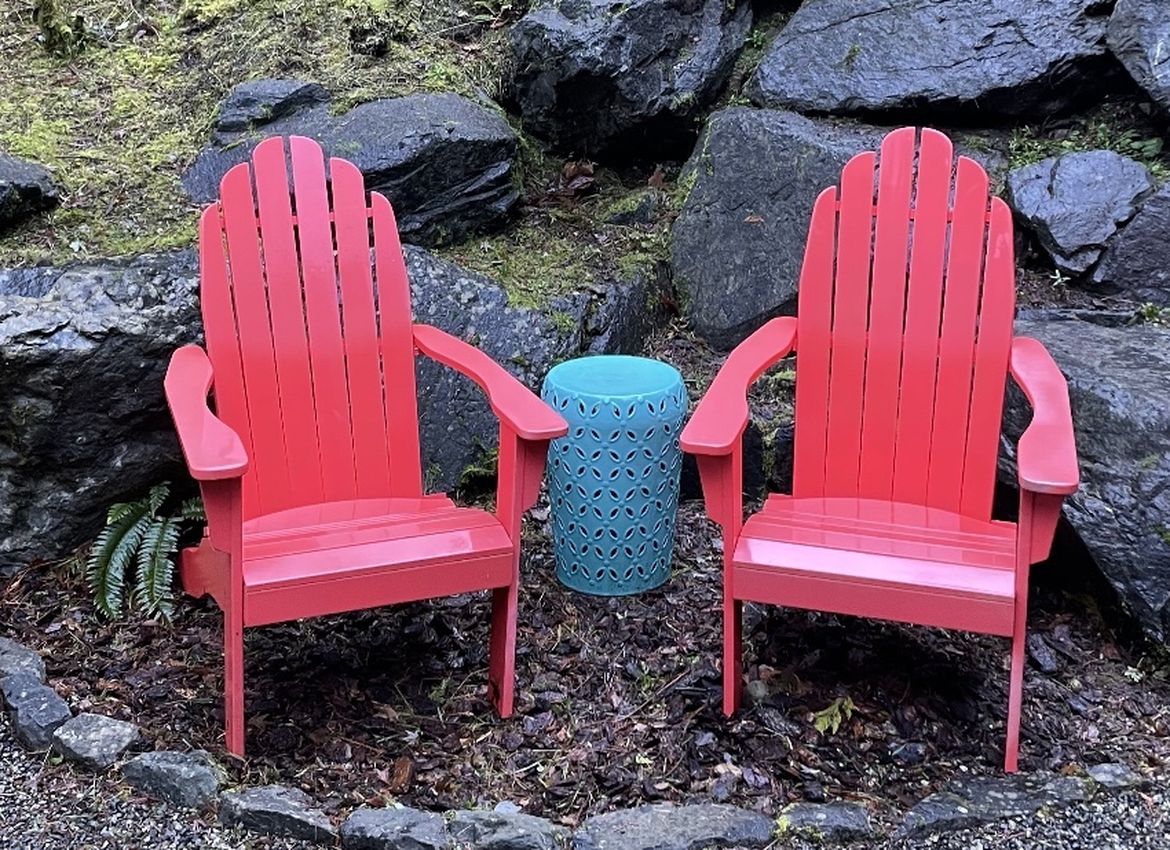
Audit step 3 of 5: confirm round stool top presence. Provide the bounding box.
[544,355,682,401]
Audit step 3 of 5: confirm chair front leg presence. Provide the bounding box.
[490,427,552,716]
[694,449,745,715]
[200,478,247,757]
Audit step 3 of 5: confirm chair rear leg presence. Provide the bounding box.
[724,596,743,716]
[1004,626,1026,772]
[489,583,518,717]
[224,606,246,757]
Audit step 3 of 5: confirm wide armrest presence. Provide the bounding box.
[413,324,568,441]
[1009,336,1078,495]
[164,345,249,481]
[681,317,798,456]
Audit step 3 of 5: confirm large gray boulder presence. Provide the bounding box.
[1006,151,1154,275]
[0,152,60,229]
[1006,317,1170,644]
[509,0,751,156]
[670,108,881,348]
[182,86,519,247]
[748,0,1112,119]
[1108,0,1170,112]
[1092,181,1170,303]
[0,252,200,573]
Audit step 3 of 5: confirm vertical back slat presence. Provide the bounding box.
[219,163,291,514]
[200,201,260,511]
[926,156,990,511]
[822,152,877,497]
[891,129,953,504]
[371,193,423,497]
[252,137,325,509]
[290,137,358,503]
[792,187,839,498]
[331,157,392,497]
[959,197,1016,518]
[857,127,915,499]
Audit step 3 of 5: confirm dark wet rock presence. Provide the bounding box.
[409,246,667,490]
[449,809,569,850]
[748,0,1113,119]
[1088,762,1146,790]
[0,251,199,574]
[340,805,451,850]
[1108,0,1170,112]
[1026,633,1060,674]
[509,0,751,157]
[121,750,225,809]
[183,87,518,247]
[0,637,45,681]
[0,673,71,751]
[51,712,142,771]
[1006,151,1154,275]
[670,108,880,348]
[573,803,773,850]
[778,801,874,843]
[220,785,336,844]
[1092,181,1170,303]
[0,152,60,229]
[896,773,1096,838]
[214,78,330,136]
[1004,318,1170,644]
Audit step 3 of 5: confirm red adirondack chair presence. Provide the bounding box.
[164,135,567,757]
[680,127,1078,772]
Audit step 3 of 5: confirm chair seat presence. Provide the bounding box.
[733,496,1018,636]
[241,497,514,626]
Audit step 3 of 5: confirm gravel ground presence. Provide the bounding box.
[4,705,1168,850]
[0,714,319,850]
[878,781,1170,850]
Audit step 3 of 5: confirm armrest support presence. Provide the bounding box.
[164,345,249,481]
[1008,337,1079,496]
[413,324,568,442]
[681,317,798,456]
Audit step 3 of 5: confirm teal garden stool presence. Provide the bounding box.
[540,355,687,595]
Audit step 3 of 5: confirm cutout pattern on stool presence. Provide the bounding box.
[541,373,686,596]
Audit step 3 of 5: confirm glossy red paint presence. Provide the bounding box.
[681,127,1079,772]
[165,136,567,757]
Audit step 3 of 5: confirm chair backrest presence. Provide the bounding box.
[200,135,422,519]
[791,127,1016,521]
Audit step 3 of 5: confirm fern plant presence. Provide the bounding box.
[86,483,204,620]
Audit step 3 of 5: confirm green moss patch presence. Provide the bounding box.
[1007,100,1170,182]
[0,0,519,264]
[438,154,675,307]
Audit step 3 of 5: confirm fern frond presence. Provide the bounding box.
[132,517,180,620]
[180,497,206,523]
[106,499,139,525]
[146,482,171,516]
[86,505,152,619]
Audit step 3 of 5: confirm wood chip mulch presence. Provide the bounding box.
[2,500,1168,830]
